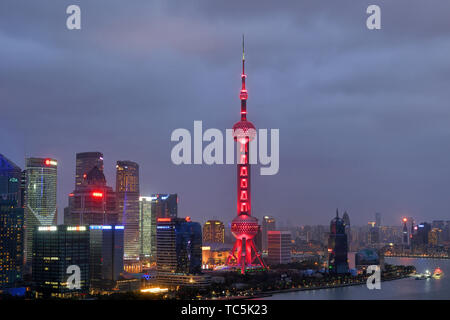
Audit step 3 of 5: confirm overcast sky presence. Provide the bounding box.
[1,0,450,226]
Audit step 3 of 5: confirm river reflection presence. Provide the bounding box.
[261,257,450,300]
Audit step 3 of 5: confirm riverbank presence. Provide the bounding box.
[384,254,449,260]
[210,273,412,300]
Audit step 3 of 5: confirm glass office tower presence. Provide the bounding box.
[116,161,140,260]
[0,154,24,288]
[24,157,57,265]
[139,196,154,259]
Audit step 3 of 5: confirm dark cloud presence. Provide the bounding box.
[1,0,450,226]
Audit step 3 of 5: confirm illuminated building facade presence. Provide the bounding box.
[267,231,292,265]
[32,225,90,298]
[226,37,266,274]
[65,166,118,226]
[24,157,57,265]
[202,243,232,267]
[0,154,24,288]
[75,152,103,188]
[151,194,177,258]
[328,210,349,274]
[89,225,124,289]
[203,220,225,243]
[116,161,140,260]
[402,218,409,246]
[139,196,154,259]
[156,217,209,287]
[261,216,276,251]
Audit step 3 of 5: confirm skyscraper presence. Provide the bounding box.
[328,209,349,274]
[227,36,266,274]
[32,225,90,298]
[203,220,225,243]
[65,166,118,226]
[0,154,24,288]
[267,231,292,265]
[261,216,276,252]
[116,161,140,260]
[156,217,209,287]
[375,212,382,227]
[75,152,103,188]
[139,196,154,259]
[150,194,177,259]
[24,157,57,265]
[89,225,124,289]
[402,218,409,246]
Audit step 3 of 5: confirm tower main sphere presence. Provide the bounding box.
[226,36,266,274]
[231,214,259,240]
[232,120,256,143]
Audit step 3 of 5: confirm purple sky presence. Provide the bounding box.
[2,0,450,226]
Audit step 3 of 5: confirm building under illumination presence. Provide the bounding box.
[116,161,140,260]
[89,225,124,289]
[202,220,225,243]
[267,231,292,265]
[32,225,90,298]
[156,217,209,287]
[24,157,57,265]
[139,196,154,259]
[65,166,118,226]
[150,194,177,260]
[0,154,24,288]
[261,216,276,252]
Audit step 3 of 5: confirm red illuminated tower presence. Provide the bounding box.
[226,36,266,274]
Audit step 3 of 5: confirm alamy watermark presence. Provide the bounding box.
[170,121,279,175]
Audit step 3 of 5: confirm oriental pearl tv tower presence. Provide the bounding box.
[226,36,266,274]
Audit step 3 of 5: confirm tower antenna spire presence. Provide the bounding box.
[242,34,245,61]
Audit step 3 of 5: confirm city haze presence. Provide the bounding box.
[2,0,450,226]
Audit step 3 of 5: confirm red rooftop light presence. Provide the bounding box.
[92,192,103,198]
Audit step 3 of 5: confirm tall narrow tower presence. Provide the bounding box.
[226,36,266,274]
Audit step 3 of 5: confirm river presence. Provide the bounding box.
[261,257,450,300]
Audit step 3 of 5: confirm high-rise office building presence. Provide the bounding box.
[89,225,124,289]
[202,220,225,244]
[0,154,23,205]
[402,218,409,246]
[328,210,349,274]
[368,221,379,245]
[32,225,90,298]
[0,154,24,288]
[75,152,103,188]
[65,166,117,226]
[375,212,382,227]
[115,161,140,260]
[24,157,57,265]
[139,196,154,259]
[267,231,292,265]
[150,194,177,260]
[156,217,209,287]
[261,216,276,251]
[151,194,178,219]
[412,222,431,248]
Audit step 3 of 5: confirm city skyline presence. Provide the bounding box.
[3,1,450,227]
